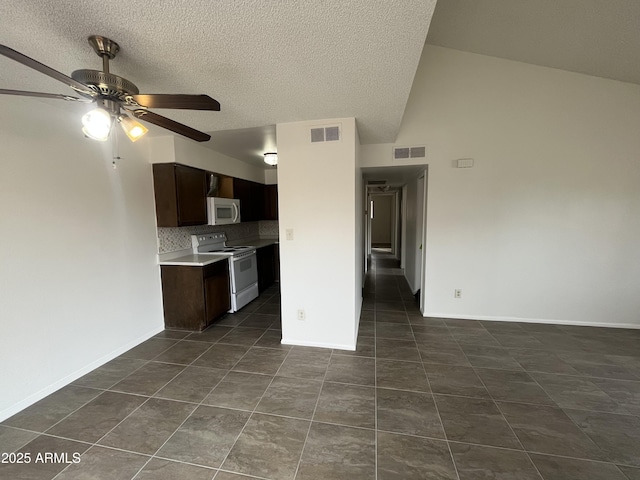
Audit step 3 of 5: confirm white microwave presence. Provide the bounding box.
[207,197,241,225]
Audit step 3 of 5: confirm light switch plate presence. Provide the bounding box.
[286,229,294,240]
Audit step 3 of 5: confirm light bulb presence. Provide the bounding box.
[119,114,148,142]
[263,152,278,166]
[81,108,112,141]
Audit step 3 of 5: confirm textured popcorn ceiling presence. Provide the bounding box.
[0,0,436,146]
[427,0,640,85]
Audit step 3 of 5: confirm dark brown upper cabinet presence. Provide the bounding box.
[233,178,265,222]
[153,163,208,227]
[153,163,277,225]
[264,184,278,220]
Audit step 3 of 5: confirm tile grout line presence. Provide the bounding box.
[127,317,285,479]
[520,364,620,465]
[291,349,335,479]
[373,278,378,480]
[452,326,557,480]
[83,321,278,478]
[125,316,273,480]
[71,356,155,391]
[415,307,462,480]
[446,322,547,477]
[415,312,640,469]
[49,358,192,480]
[210,339,299,477]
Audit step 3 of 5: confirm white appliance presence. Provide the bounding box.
[207,197,241,225]
[191,233,258,312]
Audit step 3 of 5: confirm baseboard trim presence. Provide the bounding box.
[422,312,640,330]
[0,325,164,422]
[281,338,356,351]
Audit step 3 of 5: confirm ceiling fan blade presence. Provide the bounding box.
[129,94,220,111]
[0,88,93,102]
[131,109,211,142]
[0,44,96,98]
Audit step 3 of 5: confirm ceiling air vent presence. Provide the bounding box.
[310,125,341,143]
[393,145,426,160]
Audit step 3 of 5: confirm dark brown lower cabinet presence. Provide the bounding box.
[160,260,230,331]
[257,244,279,293]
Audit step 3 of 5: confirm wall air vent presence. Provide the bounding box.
[367,180,387,185]
[325,126,340,141]
[393,145,426,160]
[310,125,341,143]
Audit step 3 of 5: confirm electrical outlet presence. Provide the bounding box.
[454,289,462,298]
[297,309,305,321]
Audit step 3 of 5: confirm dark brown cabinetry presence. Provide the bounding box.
[160,260,230,331]
[153,163,208,227]
[233,178,266,222]
[257,243,279,293]
[153,163,278,224]
[264,184,278,220]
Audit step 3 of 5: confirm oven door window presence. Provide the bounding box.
[231,256,258,292]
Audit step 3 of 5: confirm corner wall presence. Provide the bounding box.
[277,118,360,349]
[0,97,164,420]
[361,46,640,328]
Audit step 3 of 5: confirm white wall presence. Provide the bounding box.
[0,97,164,420]
[403,176,421,293]
[264,169,278,185]
[277,118,360,349]
[354,128,363,334]
[361,46,640,328]
[152,136,265,184]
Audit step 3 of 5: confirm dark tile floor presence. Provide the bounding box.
[2,251,640,479]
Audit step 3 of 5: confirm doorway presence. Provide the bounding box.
[370,193,398,255]
[362,165,428,314]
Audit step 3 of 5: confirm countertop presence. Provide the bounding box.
[158,253,228,267]
[158,236,278,267]
[228,236,279,249]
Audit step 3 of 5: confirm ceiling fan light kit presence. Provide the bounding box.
[118,114,148,142]
[81,107,112,141]
[0,35,220,143]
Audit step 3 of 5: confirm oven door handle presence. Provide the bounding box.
[232,250,256,262]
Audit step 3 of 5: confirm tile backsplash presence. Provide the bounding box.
[259,220,279,237]
[158,221,278,253]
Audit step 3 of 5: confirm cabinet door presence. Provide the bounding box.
[175,164,208,225]
[251,182,265,221]
[233,178,252,222]
[160,266,206,330]
[257,244,276,292]
[263,185,278,220]
[153,163,208,227]
[204,261,231,325]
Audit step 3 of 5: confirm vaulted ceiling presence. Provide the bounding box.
[427,0,640,85]
[3,1,639,170]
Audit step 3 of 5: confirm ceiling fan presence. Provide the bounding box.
[0,35,220,142]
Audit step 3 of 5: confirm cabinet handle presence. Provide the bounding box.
[232,203,240,223]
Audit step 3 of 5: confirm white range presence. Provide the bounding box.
[191,233,259,312]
